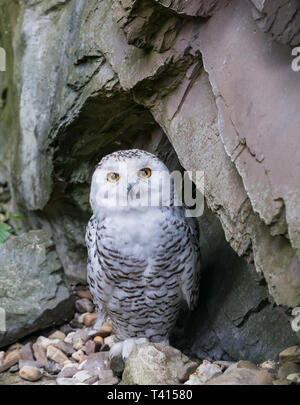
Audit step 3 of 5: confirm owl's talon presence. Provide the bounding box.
[109,337,149,363]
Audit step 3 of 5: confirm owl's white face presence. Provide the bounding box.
[90,149,172,218]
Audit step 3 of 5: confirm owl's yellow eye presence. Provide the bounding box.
[107,172,120,183]
[138,168,151,179]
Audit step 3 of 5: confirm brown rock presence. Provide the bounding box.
[19,365,42,382]
[76,289,92,300]
[237,360,259,370]
[46,345,69,365]
[20,342,34,361]
[54,340,75,356]
[83,313,97,327]
[0,349,22,373]
[279,346,300,364]
[5,348,22,363]
[206,368,273,385]
[32,342,48,366]
[94,336,104,346]
[48,330,66,340]
[94,322,113,338]
[85,340,100,355]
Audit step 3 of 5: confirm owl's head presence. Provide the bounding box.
[90,149,174,216]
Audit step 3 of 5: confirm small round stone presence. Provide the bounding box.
[19,366,42,382]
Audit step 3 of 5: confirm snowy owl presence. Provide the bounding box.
[85,149,200,361]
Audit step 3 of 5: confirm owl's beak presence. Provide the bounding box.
[127,183,135,194]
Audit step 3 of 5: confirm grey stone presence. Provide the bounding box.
[122,343,199,385]
[0,231,75,348]
[75,298,94,314]
[206,368,273,385]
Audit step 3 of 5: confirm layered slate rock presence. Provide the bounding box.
[0,231,75,348]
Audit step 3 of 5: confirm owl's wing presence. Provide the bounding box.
[85,215,102,308]
[179,216,201,311]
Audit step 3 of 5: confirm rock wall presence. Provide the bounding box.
[0,0,299,359]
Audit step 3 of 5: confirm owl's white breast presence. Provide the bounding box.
[101,207,170,258]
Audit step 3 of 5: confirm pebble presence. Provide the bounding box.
[278,361,300,379]
[85,339,99,355]
[286,373,300,383]
[20,343,34,361]
[73,370,94,383]
[94,336,104,346]
[185,361,222,385]
[237,360,258,370]
[224,362,238,374]
[206,368,273,385]
[76,289,92,300]
[59,324,74,336]
[7,343,23,352]
[32,342,48,366]
[77,312,89,324]
[0,349,21,372]
[279,346,300,364]
[19,366,42,382]
[78,352,110,375]
[72,329,89,350]
[83,313,97,327]
[84,375,99,384]
[37,336,62,350]
[5,349,21,364]
[103,334,117,349]
[19,360,42,370]
[9,364,19,373]
[54,340,75,356]
[94,322,113,338]
[64,332,76,345]
[260,360,276,370]
[213,360,235,371]
[93,376,119,385]
[57,366,79,379]
[44,360,62,375]
[177,361,199,383]
[72,349,86,363]
[75,298,95,314]
[56,378,75,385]
[46,345,69,365]
[48,330,66,340]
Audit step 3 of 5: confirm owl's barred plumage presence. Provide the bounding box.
[86,149,200,346]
